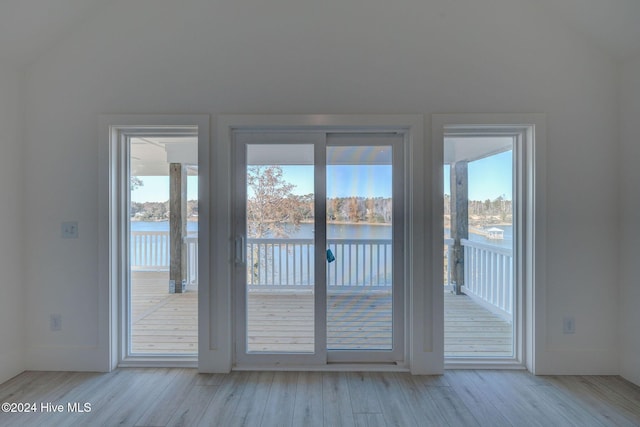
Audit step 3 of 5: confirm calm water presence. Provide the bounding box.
[132,221,513,247]
[131,221,391,239]
[131,221,198,233]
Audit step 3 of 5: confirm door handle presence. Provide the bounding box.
[235,236,246,264]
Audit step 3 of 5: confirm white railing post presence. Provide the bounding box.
[444,238,454,287]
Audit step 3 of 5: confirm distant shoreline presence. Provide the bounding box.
[131,218,389,226]
[303,220,391,227]
[130,218,198,222]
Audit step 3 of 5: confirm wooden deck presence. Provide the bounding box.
[247,292,393,352]
[132,272,512,357]
[131,272,197,354]
[444,291,513,357]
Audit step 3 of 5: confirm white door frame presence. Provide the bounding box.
[99,114,210,370]
[231,131,406,367]
[432,113,547,372]
[216,115,431,373]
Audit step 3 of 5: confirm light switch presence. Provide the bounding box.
[62,221,79,239]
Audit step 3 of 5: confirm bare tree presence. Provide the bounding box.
[247,165,302,238]
[130,176,144,191]
[246,165,304,284]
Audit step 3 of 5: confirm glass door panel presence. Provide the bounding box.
[443,136,515,358]
[245,144,316,353]
[127,134,199,357]
[326,145,394,351]
[235,131,403,366]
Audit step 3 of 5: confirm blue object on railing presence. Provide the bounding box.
[326,248,336,263]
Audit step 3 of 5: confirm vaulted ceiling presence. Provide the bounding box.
[0,0,639,68]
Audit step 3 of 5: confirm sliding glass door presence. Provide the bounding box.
[234,132,403,366]
[325,137,403,363]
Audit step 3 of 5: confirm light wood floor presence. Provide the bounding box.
[1,369,639,426]
[133,272,512,357]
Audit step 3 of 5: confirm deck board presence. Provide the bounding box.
[131,272,197,354]
[444,291,513,357]
[131,272,513,356]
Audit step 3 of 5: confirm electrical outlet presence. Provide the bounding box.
[563,316,575,334]
[61,221,79,239]
[50,314,62,331]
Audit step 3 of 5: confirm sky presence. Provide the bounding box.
[131,150,511,202]
[281,165,393,198]
[271,152,511,201]
[131,176,199,202]
[444,150,512,201]
[244,165,392,199]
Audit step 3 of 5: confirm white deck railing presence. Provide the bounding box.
[130,231,198,286]
[327,239,392,290]
[131,231,169,270]
[246,238,393,291]
[444,238,513,319]
[129,230,511,314]
[461,239,513,318]
[246,238,314,289]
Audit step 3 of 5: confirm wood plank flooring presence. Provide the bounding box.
[1,369,639,426]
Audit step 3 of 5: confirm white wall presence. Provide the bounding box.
[23,0,619,373]
[619,57,640,386]
[0,66,25,384]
